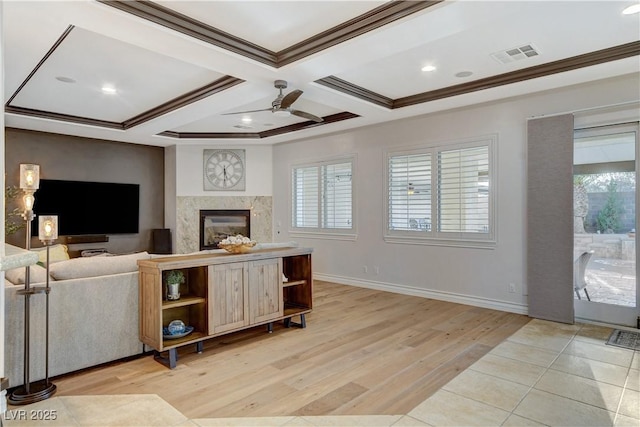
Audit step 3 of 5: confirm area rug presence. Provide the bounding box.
[606,329,640,351]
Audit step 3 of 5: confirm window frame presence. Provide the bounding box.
[384,135,497,248]
[290,155,357,241]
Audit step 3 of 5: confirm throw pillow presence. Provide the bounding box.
[31,244,70,264]
[48,251,150,280]
[5,264,51,285]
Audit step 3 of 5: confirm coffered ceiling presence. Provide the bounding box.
[3,1,640,146]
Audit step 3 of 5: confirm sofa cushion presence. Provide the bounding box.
[49,251,150,280]
[31,244,70,264]
[5,264,51,285]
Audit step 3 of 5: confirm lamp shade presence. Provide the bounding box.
[23,193,35,212]
[19,164,40,191]
[38,215,58,241]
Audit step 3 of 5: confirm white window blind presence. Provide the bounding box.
[438,145,489,233]
[322,162,352,229]
[292,166,319,228]
[388,153,432,231]
[292,158,353,232]
[386,136,495,246]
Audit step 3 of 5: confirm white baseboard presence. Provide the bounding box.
[314,273,529,315]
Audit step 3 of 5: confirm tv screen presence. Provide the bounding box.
[33,179,140,236]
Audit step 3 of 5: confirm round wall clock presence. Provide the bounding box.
[203,149,246,191]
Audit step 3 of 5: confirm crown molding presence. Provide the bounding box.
[395,40,640,108]
[159,112,359,139]
[317,41,640,109]
[99,0,440,68]
[123,76,244,128]
[98,0,276,66]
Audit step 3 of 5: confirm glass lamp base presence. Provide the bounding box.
[7,380,56,405]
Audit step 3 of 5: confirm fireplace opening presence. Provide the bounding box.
[199,209,251,250]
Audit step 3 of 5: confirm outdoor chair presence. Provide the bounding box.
[574,250,594,301]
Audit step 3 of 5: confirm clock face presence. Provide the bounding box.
[204,149,246,190]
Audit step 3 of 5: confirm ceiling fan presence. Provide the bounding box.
[223,80,323,123]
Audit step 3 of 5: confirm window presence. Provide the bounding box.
[388,152,432,231]
[292,157,354,237]
[386,136,495,246]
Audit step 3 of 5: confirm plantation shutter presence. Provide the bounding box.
[437,145,489,233]
[322,162,352,229]
[292,159,354,231]
[292,166,319,228]
[388,153,432,231]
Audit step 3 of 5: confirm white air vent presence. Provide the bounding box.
[491,44,540,64]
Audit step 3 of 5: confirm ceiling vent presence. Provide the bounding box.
[233,124,253,130]
[491,44,540,64]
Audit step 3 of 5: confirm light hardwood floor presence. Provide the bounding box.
[53,281,530,419]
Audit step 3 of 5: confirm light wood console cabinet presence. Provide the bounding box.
[137,247,312,368]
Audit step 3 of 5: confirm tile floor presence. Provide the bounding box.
[2,319,639,426]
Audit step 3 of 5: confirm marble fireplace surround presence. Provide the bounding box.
[176,196,272,254]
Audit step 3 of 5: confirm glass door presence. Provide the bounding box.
[573,123,639,327]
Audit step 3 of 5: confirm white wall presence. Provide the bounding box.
[272,73,640,314]
[175,145,272,196]
[166,144,273,253]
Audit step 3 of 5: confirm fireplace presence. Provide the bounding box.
[199,209,251,250]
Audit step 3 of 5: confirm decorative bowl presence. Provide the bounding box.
[218,241,257,254]
[163,325,194,340]
[167,319,186,334]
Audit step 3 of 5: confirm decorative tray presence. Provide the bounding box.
[218,241,257,254]
[162,325,194,340]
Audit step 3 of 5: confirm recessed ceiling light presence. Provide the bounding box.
[101,85,117,95]
[622,4,640,14]
[421,65,437,72]
[241,116,252,123]
[455,71,474,78]
[55,76,76,83]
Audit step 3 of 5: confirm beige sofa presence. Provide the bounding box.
[4,251,150,388]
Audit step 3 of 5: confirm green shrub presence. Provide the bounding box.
[596,181,622,233]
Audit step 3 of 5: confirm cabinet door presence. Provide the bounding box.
[248,258,283,324]
[208,262,248,334]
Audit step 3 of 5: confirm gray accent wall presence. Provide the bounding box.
[5,128,164,254]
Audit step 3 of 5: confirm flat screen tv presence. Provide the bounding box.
[32,179,140,236]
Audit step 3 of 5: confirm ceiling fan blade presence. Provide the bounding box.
[291,109,323,123]
[222,108,272,116]
[280,90,303,109]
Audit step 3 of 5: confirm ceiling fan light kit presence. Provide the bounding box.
[224,80,323,123]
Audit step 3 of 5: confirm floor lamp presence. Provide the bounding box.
[8,164,57,405]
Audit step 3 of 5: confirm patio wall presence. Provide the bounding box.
[584,191,635,233]
[574,233,635,260]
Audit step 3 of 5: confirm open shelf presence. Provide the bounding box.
[284,306,311,317]
[162,296,206,309]
[283,279,306,288]
[162,331,207,349]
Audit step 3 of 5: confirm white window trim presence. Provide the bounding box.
[384,134,497,249]
[290,154,357,240]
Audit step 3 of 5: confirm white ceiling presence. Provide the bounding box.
[3,1,639,147]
